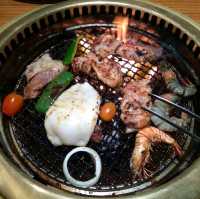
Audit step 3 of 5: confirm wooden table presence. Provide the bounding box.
[0,0,200,27]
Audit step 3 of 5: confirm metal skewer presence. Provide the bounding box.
[149,93,200,121]
[142,106,200,142]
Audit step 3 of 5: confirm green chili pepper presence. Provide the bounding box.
[35,71,73,113]
[63,36,83,65]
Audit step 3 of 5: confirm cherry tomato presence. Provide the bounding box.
[2,92,24,116]
[99,102,116,122]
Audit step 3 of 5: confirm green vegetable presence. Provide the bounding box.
[63,36,83,65]
[35,71,73,113]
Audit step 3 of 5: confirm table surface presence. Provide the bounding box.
[0,0,200,27]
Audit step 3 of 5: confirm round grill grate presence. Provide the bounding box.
[7,22,194,196]
[0,2,199,197]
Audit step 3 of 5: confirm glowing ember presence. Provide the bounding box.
[113,16,129,43]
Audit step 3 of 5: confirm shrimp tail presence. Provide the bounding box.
[172,142,183,157]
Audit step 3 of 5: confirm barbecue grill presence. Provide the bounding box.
[0,1,200,199]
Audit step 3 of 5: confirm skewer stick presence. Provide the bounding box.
[149,93,200,121]
[142,106,200,142]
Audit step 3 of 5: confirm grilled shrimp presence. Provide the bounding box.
[130,126,183,179]
[161,67,197,97]
[151,93,190,132]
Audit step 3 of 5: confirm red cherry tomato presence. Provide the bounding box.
[99,102,116,122]
[2,92,24,116]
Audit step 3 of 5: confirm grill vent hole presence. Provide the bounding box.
[150,15,157,26]
[17,33,24,43]
[117,7,123,15]
[64,9,71,19]
[4,46,11,57]
[10,39,17,50]
[194,47,200,58]
[188,40,195,51]
[74,8,80,17]
[82,6,88,16]
[109,6,115,14]
[56,12,63,22]
[134,10,141,20]
[159,19,166,28]
[100,6,106,14]
[167,24,173,33]
[143,12,150,22]
[0,53,6,65]
[31,23,39,33]
[174,28,181,38]
[24,27,31,38]
[39,18,47,29]
[48,15,55,25]
[126,8,132,17]
[91,6,97,15]
[182,34,188,43]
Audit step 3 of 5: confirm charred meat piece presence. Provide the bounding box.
[92,31,122,58]
[25,54,65,81]
[24,69,63,99]
[72,52,98,74]
[120,79,152,131]
[24,54,65,99]
[93,58,123,88]
[72,53,123,88]
[116,40,163,63]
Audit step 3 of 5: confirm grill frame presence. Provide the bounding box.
[0,1,200,199]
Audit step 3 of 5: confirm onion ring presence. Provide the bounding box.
[63,147,102,188]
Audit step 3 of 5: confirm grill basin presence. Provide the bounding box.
[0,1,200,199]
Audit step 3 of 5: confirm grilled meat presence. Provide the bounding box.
[120,79,152,131]
[25,54,65,81]
[93,58,123,88]
[116,41,163,63]
[92,31,121,58]
[24,54,65,99]
[24,69,62,99]
[72,53,123,88]
[72,52,97,74]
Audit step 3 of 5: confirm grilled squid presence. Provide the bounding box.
[45,82,101,147]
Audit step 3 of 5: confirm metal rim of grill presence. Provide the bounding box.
[0,1,200,199]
